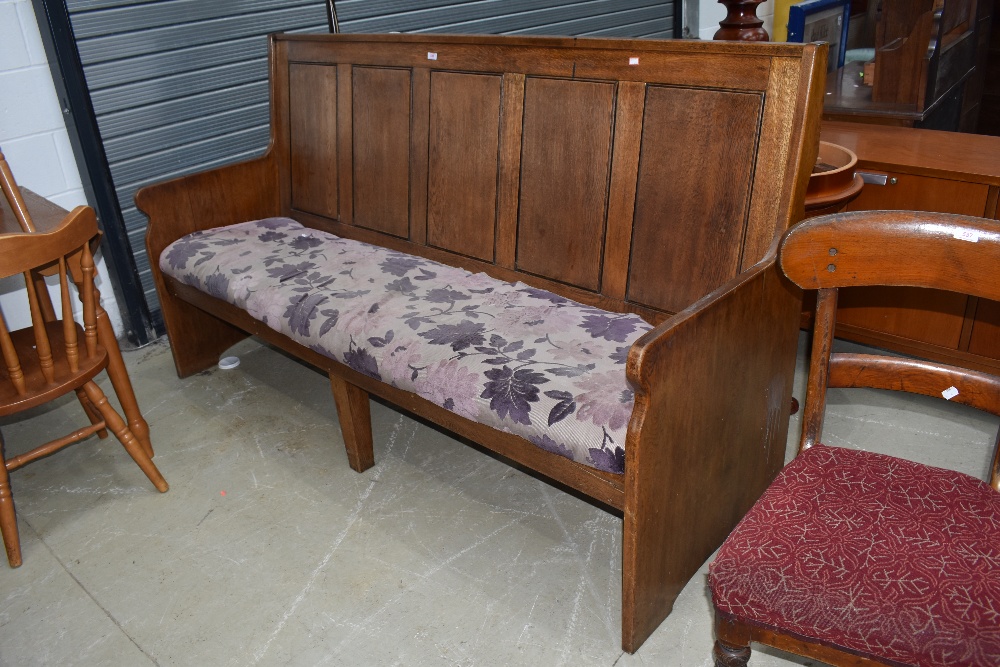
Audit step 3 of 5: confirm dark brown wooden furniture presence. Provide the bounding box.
[715,0,769,40]
[137,33,827,652]
[823,0,988,131]
[820,120,1000,374]
[0,150,168,568]
[710,209,1000,666]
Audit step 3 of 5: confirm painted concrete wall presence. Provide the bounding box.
[0,0,124,336]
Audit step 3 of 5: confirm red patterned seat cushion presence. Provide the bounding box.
[709,444,1000,667]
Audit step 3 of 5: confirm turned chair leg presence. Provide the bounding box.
[82,382,168,493]
[76,387,109,439]
[97,311,153,458]
[0,431,22,568]
[714,639,751,666]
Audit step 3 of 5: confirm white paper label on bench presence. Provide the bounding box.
[629,57,639,65]
[942,386,959,400]
[954,229,980,242]
[427,52,437,60]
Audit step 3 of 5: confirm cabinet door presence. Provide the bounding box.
[969,298,1000,358]
[839,171,989,349]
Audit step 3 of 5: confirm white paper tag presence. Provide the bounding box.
[942,386,959,400]
[628,57,639,65]
[953,229,980,242]
[427,52,438,60]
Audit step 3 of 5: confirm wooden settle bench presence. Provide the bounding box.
[138,33,826,652]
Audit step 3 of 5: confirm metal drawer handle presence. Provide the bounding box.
[856,171,897,186]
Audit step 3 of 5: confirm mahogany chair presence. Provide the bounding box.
[709,210,1000,666]
[0,152,167,567]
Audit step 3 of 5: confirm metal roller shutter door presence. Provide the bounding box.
[63,0,676,333]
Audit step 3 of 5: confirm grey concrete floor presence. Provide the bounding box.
[0,333,996,666]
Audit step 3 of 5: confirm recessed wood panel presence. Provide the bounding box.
[968,299,1000,357]
[427,72,502,261]
[352,66,411,238]
[289,64,338,218]
[838,287,968,349]
[627,86,762,314]
[516,77,614,292]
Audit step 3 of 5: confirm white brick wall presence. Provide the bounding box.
[698,0,776,41]
[0,0,124,335]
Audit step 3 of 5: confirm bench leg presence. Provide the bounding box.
[159,286,248,378]
[329,373,374,472]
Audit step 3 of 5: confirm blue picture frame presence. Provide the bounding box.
[786,0,850,70]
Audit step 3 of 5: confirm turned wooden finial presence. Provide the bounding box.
[714,0,769,41]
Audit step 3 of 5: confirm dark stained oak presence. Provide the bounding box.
[137,33,826,653]
[351,66,411,238]
[427,71,502,261]
[628,86,762,313]
[515,77,614,291]
[289,64,339,218]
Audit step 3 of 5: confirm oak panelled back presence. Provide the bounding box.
[276,34,822,319]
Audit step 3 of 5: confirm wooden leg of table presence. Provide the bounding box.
[329,373,374,473]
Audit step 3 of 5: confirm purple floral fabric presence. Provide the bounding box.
[160,217,652,474]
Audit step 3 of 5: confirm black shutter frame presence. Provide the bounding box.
[30,0,157,346]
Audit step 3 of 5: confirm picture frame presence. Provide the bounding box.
[786,0,851,70]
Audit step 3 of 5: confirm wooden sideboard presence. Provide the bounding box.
[820,120,1000,372]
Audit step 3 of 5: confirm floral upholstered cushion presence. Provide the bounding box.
[160,217,653,474]
[709,444,1000,667]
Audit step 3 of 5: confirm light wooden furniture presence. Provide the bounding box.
[820,120,1000,373]
[711,210,1000,666]
[0,151,168,568]
[137,33,827,652]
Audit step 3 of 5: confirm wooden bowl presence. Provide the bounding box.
[805,141,864,214]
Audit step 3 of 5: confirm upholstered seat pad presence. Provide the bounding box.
[160,217,652,474]
[710,444,1000,666]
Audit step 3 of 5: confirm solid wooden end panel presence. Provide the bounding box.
[627,86,762,314]
[289,64,339,219]
[621,259,799,652]
[516,77,614,292]
[352,66,411,238]
[427,71,503,262]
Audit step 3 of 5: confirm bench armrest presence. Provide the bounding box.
[621,245,801,649]
[138,154,280,376]
[138,153,280,267]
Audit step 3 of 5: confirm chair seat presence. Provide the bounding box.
[709,444,1000,667]
[0,321,107,416]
